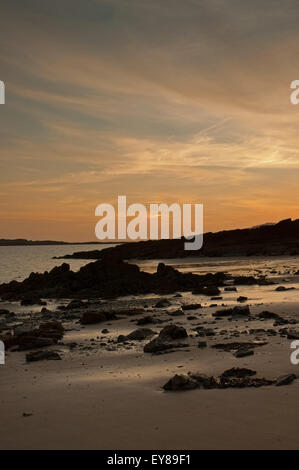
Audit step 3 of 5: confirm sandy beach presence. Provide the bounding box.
[0,258,298,450]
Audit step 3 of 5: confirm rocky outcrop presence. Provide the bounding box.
[0,259,229,301]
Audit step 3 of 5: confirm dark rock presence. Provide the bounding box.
[221,367,256,378]
[167,309,184,317]
[276,374,296,386]
[155,299,171,308]
[192,286,221,296]
[1,320,64,351]
[205,329,215,337]
[144,337,175,353]
[0,309,9,315]
[143,324,189,353]
[163,371,275,391]
[212,305,251,318]
[212,341,267,351]
[66,300,85,309]
[117,308,145,316]
[163,374,198,391]
[224,287,237,292]
[197,341,207,348]
[26,350,61,362]
[188,372,217,389]
[257,311,280,320]
[182,304,201,310]
[237,296,248,302]
[19,337,55,351]
[80,312,107,324]
[0,256,228,301]
[234,348,254,358]
[119,328,155,342]
[218,376,274,388]
[233,276,257,285]
[274,318,290,326]
[137,315,156,325]
[21,297,46,306]
[287,331,299,340]
[159,324,188,340]
[275,286,295,291]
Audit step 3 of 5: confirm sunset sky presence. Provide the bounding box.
[0,0,299,241]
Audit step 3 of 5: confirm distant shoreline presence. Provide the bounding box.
[0,240,126,246]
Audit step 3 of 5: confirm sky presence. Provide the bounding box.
[0,0,299,241]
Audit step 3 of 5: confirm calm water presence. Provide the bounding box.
[0,244,117,284]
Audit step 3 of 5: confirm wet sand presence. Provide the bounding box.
[0,259,299,449]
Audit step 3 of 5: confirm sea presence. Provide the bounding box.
[0,244,117,284]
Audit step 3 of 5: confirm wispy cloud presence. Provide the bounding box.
[0,0,298,240]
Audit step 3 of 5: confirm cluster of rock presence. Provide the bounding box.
[1,320,64,351]
[0,259,232,301]
[163,369,297,391]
